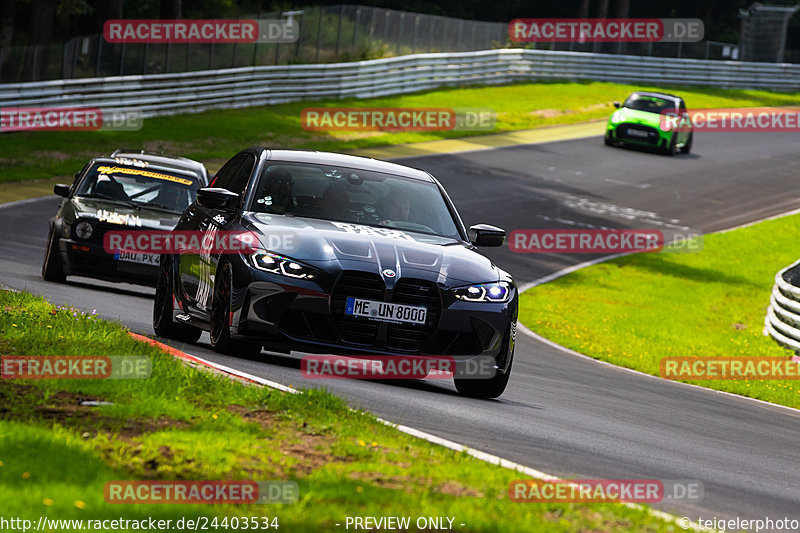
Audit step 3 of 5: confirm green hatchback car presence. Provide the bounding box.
[605,91,693,155]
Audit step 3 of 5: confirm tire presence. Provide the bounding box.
[604,132,614,146]
[153,255,202,343]
[454,326,515,399]
[210,261,262,357]
[663,134,677,156]
[42,226,66,283]
[680,132,693,154]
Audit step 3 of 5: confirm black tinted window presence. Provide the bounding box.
[212,155,246,190]
[229,154,256,197]
[623,94,676,114]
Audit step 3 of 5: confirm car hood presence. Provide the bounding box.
[66,197,182,229]
[245,214,502,286]
[613,107,663,126]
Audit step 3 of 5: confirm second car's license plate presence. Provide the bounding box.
[345,298,427,325]
[627,129,649,138]
[115,251,160,266]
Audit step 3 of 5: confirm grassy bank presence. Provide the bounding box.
[519,214,800,408]
[0,287,674,532]
[3,81,800,185]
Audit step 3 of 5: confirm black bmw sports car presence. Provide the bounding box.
[42,151,209,286]
[153,148,517,398]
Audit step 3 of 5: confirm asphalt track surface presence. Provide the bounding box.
[3,131,800,526]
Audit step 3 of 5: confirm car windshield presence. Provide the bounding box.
[75,162,202,213]
[623,94,677,114]
[248,163,461,239]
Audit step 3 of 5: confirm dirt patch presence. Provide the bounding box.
[348,470,413,492]
[227,404,343,476]
[529,109,564,118]
[141,140,198,155]
[0,382,187,438]
[435,480,485,497]
[35,150,72,162]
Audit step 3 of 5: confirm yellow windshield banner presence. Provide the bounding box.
[96,165,193,186]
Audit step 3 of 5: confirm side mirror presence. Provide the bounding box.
[197,188,239,210]
[613,101,621,108]
[54,184,70,198]
[469,224,506,247]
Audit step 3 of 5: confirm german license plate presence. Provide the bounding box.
[627,129,649,138]
[345,297,427,325]
[115,251,160,266]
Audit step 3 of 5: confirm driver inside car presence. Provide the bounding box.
[256,168,296,214]
[375,187,411,225]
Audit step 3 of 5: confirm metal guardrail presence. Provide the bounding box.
[2,49,800,118]
[765,259,800,352]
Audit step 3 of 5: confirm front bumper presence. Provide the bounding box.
[608,122,671,148]
[59,238,158,286]
[228,267,517,362]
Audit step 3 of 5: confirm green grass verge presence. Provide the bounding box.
[0,288,674,532]
[519,214,800,409]
[3,81,800,185]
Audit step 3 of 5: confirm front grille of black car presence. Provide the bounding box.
[617,124,660,144]
[385,279,441,352]
[330,271,441,352]
[331,271,385,346]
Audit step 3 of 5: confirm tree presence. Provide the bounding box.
[160,0,182,19]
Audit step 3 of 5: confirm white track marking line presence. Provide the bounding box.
[517,206,800,417]
[151,339,702,530]
[0,195,55,209]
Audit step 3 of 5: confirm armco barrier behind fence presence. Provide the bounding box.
[2,49,799,119]
[765,260,800,353]
[0,5,507,83]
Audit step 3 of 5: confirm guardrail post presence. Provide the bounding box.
[296,11,305,61]
[164,41,170,73]
[397,13,405,55]
[352,8,360,57]
[411,15,418,52]
[120,41,126,76]
[95,36,102,77]
[335,5,344,59]
[315,7,323,62]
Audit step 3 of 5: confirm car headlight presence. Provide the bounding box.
[251,251,318,280]
[611,111,623,124]
[453,282,511,303]
[659,119,673,132]
[73,220,94,240]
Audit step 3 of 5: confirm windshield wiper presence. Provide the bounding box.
[145,202,182,213]
[77,193,141,210]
